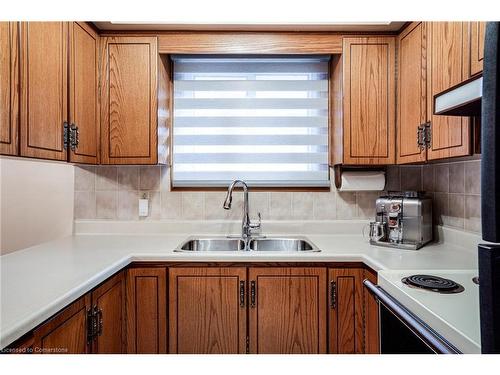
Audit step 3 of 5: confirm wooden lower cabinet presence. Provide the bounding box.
[10,264,379,355]
[126,267,167,353]
[248,267,327,354]
[90,271,126,353]
[169,267,247,354]
[31,271,125,354]
[33,294,91,354]
[363,268,380,354]
[328,268,364,354]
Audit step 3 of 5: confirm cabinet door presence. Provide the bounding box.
[427,22,471,160]
[248,267,327,354]
[126,267,167,353]
[328,268,364,354]
[169,267,247,354]
[363,268,380,354]
[470,22,486,77]
[343,37,396,165]
[397,22,427,164]
[100,36,158,164]
[90,271,126,354]
[19,22,68,161]
[33,294,91,354]
[68,22,99,164]
[0,22,19,156]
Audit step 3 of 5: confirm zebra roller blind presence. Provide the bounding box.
[172,55,330,187]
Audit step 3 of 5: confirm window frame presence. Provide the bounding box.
[162,50,343,192]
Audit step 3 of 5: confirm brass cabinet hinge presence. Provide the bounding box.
[417,122,432,151]
[246,336,249,354]
[69,123,79,151]
[63,122,79,151]
[86,307,96,344]
[86,306,101,344]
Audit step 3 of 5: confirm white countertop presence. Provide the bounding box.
[0,220,482,351]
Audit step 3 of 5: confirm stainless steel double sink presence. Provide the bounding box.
[175,236,320,252]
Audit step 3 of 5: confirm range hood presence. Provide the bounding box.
[434,76,483,117]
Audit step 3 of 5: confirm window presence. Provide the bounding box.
[172,55,330,188]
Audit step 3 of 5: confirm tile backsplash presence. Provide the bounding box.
[386,158,481,234]
[74,159,481,234]
[74,166,379,222]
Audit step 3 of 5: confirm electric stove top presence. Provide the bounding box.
[378,269,480,353]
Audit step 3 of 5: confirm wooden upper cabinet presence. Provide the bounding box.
[33,294,91,354]
[397,22,427,164]
[90,271,126,354]
[69,22,100,164]
[19,22,68,161]
[328,268,364,354]
[169,267,247,354]
[342,37,396,165]
[100,36,158,164]
[426,22,471,160]
[248,267,327,354]
[470,22,486,76]
[0,22,19,156]
[126,267,167,354]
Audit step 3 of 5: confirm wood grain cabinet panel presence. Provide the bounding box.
[19,22,68,161]
[100,36,158,164]
[328,268,364,354]
[248,267,327,354]
[342,37,396,165]
[69,22,100,164]
[470,22,486,76]
[363,268,380,354]
[169,267,247,354]
[426,22,471,160]
[33,294,91,354]
[126,267,167,354]
[0,22,19,156]
[397,22,428,164]
[90,271,126,354]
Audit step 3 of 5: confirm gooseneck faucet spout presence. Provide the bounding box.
[223,180,261,249]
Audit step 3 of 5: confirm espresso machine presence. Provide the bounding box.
[369,192,433,250]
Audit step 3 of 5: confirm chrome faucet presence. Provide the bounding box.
[223,180,261,248]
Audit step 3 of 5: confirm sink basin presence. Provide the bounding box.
[249,237,320,252]
[175,237,243,252]
[174,236,320,252]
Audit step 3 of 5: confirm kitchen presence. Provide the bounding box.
[1,0,499,372]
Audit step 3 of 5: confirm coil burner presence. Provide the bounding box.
[402,274,465,294]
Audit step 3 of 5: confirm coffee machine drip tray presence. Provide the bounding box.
[369,239,424,250]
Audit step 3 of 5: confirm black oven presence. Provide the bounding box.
[364,280,461,354]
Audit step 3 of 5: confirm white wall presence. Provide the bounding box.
[0,157,74,255]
